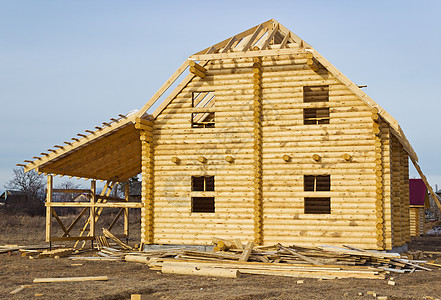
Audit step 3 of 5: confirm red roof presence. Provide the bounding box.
[409,179,426,206]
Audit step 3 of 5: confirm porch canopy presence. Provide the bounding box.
[23,113,152,182]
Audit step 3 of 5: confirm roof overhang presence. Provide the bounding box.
[23,114,152,182]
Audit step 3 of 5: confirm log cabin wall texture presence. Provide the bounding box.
[148,53,406,249]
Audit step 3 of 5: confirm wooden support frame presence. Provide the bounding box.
[44,178,141,248]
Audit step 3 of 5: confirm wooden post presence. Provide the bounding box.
[140,130,154,244]
[252,57,263,245]
[46,175,53,242]
[124,182,129,238]
[90,180,96,242]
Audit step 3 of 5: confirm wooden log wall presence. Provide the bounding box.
[389,135,410,247]
[380,125,394,249]
[152,57,256,245]
[409,206,424,236]
[259,55,378,249]
[148,53,410,249]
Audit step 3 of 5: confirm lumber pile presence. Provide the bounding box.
[2,237,440,280]
[123,238,438,279]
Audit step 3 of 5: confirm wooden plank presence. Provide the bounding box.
[33,276,108,283]
[190,48,304,61]
[277,244,322,265]
[239,242,254,262]
[52,189,92,194]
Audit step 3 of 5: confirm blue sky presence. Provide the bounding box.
[1,0,440,190]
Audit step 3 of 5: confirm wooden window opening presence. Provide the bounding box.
[303,108,329,125]
[304,197,331,214]
[191,176,215,192]
[303,85,329,103]
[304,175,330,191]
[192,197,215,213]
[303,85,329,125]
[192,92,215,128]
[191,176,215,213]
[304,175,331,214]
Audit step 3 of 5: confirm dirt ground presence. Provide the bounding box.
[2,213,441,299]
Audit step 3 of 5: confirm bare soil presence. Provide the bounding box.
[1,212,441,300]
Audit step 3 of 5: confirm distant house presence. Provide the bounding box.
[409,179,428,236]
[129,182,141,202]
[0,189,43,215]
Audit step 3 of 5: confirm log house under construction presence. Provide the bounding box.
[21,19,440,250]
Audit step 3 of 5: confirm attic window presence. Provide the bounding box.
[303,108,329,125]
[303,86,329,103]
[192,176,215,192]
[304,197,331,214]
[192,92,215,108]
[304,175,331,191]
[192,92,215,128]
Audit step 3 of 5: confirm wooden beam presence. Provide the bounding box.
[192,20,273,56]
[137,60,189,118]
[90,180,96,240]
[124,183,129,237]
[52,189,92,194]
[221,36,237,53]
[33,276,108,283]
[409,156,441,211]
[239,241,254,262]
[242,24,263,52]
[152,60,210,118]
[190,48,304,61]
[261,23,279,50]
[48,202,142,208]
[51,209,69,236]
[46,175,53,242]
[62,207,89,237]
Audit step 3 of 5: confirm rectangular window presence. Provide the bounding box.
[304,197,331,214]
[191,176,215,191]
[303,108,329,125]
[303,85,329,103]
[192,197,215,213]
[304,175,330,191]
[192,91,215,128]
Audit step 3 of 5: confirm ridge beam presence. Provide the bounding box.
[190,48,306,61]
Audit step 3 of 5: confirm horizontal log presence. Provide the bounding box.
[47,202,142,208]
[52,189,92,194]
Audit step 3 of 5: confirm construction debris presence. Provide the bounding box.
[102,228,133,250]
[2,236,440,280]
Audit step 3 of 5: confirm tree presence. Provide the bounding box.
[54,180,83,202]
[116,175,140,198]
[5,168,45,199]
[4,168,45,215]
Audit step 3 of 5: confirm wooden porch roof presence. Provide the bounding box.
[22,113,152,182]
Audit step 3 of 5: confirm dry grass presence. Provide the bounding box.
[0,209,141,246]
